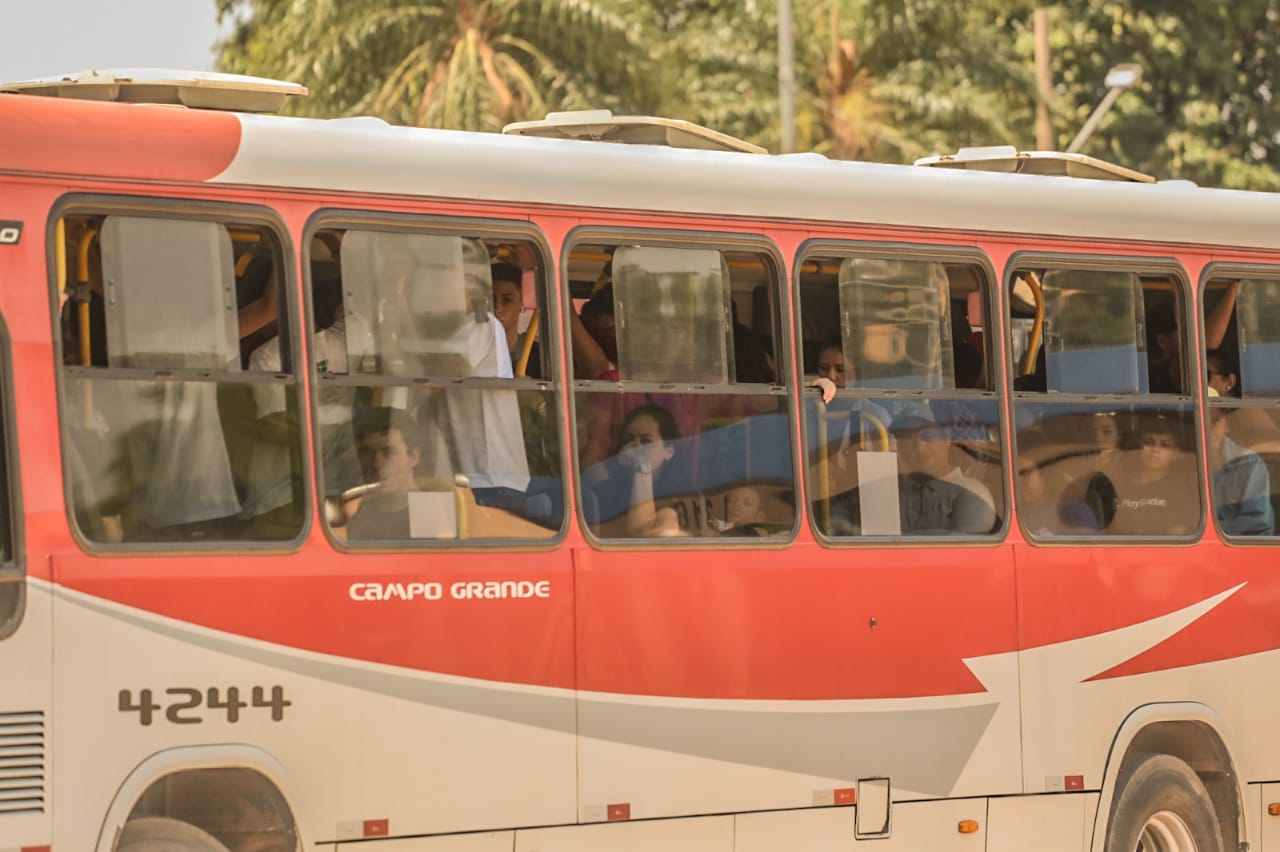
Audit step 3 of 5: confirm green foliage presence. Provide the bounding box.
[216,0,660,129]
[215,0,1280,188]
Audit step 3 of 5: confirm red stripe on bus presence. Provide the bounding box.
[0,95,240,183]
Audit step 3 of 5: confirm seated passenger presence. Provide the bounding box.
[492,261,541,379]
[1108,413,1198,535]
[587,403,693,537]
[1208,403,1274,536]
[894,406,996,535]
[1146,304,1182,394]
[347,410,425,540]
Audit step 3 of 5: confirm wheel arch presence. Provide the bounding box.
[1089,702,1246,852]
[94,744,310,852]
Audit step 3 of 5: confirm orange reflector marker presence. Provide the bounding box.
[364,819,389,837]
[1269,803,1280,816]
[834,787,856,805]
[958,820,980,834]
[607,803,631,821]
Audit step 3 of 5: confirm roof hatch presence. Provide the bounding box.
[0,68,307,113]
[915,145,1154,183]
[503,109,765,154]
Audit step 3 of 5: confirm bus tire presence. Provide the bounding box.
[1105,754,1224,852]
[115,817,231,852]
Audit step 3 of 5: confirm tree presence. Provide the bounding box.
[659,0,1035,160]
[216,0,661,130]
[1033,1,1280,189]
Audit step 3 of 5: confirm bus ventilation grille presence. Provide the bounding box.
[0,711,45,815]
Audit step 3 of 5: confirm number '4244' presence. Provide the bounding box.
[118,686,291,726]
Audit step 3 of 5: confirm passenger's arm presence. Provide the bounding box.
[1204,279,1240,351]
[569,308,612,379]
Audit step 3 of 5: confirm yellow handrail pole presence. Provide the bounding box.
[1021,272,1045,376]
[76,228,98,368]
[861,412,890,453]
[815,404,832,533]
[515,310,539,378]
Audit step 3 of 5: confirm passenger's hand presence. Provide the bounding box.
[809,377,837,404]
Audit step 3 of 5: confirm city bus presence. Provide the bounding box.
[1,68,1279,852]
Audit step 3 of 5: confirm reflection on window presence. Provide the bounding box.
[316,228,561,543]
[1015,405,1200,537]
[801,253,1001,538]
[58,213,302,544]
[579,392,794,539]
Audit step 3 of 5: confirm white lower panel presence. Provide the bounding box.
[516,815,733,852]
[735,806,854,852]
[1260,783,1280,852]
[737,798,986,852]
[338,831,513,851]
[986,793,1093,852]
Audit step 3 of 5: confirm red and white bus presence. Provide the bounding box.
[2,68,1280,852]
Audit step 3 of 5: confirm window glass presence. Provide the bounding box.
[316,226,561,544]
[57,211,303,544]
[1235,278,1280,397]
[570,240,793,541]
[1012,263,1200,540]
[613,247,733,383]
[1202,275,1280,538]
[801,251,1001,539]
[838,257,954,390]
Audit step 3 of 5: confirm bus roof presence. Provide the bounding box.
[2,91,1277,253]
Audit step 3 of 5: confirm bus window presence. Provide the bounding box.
[57,210,302,545]
[1011,263,1201,540]
[800,251,1003,539]
[569,239,792,541]
[313,225,562,544]
[1203,274,1280,538]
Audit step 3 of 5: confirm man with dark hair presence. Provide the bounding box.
[347,409,425,540]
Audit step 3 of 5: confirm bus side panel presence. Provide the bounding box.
[1015,540,1280,793]
[51,548,578,846]
[574,543,1022,821]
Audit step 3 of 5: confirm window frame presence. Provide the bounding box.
[304,209,568,551]
[1199,260,1280,544]
[794,239,1007,547]
[1007,251,1205,545]
[0,310,25,640]
[563,225,798,549]
[48,195,307,553]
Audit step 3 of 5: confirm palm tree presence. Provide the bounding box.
[216,0,661,130]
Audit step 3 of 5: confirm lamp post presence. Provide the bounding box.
[1065,63,1142,154]
[778,0,796,153]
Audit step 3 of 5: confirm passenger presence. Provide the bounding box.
[812,342,892,447]
[1208,400,1274,536]
[1205,279,1240,353]
[710,484,783,536]
[491,261,541,379]
[241,274,373,534]
[589,403,691,537]
[731,303,775,383]
[1206,348,1241,398]
[1108,413,1198,535]
[894,406,996,535]
[1016,430,1099,536]
[347,410,424,540]
[1146,303,1182,394]
[572,282,618,380]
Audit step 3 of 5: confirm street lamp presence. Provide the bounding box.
[1065,63,1142,154]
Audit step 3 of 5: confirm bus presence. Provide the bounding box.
[1,68,1279,852]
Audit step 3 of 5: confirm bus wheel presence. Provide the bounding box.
[115,817,231,852]
[1106,754,1224,852]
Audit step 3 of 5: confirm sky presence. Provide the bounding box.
[0,0,227,84]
